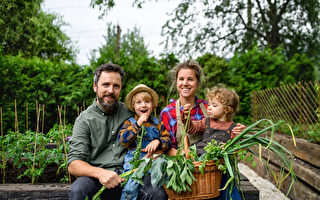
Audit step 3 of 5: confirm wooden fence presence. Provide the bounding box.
[251,81,320,143]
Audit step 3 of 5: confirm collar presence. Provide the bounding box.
[170,96,203,106]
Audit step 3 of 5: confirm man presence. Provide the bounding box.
[68,63,168,200]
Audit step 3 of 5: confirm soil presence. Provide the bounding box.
[0,161,75,184]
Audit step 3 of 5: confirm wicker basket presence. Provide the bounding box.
[164,136,223,200]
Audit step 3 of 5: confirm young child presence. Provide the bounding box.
[118,84,172,200]
[182,87,241,200]
[182,87,240,154]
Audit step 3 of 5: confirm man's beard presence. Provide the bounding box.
[97,94,117,113]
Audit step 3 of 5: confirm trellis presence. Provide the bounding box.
[251,81,320,143]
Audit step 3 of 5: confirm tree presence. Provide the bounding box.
[0,53,93,134]
[90,24,171,109]
[0,0,76,61]
[90,0,320,62]
[228,45,314,124]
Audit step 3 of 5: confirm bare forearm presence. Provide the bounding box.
[68,160,104,179]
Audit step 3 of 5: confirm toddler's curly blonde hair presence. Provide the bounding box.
[206,88,239,120]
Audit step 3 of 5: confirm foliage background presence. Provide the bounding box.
[0,0,318,138]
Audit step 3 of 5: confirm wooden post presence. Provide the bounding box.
[116,25,121,59]
[32,103,41,184]
[63,105,66,128]
[42,104,45,138]
[14,99,19,135]
[58,105,71,183]
[35,100,38,133]
[0,107,3,137]
[299,82,302,137]
[56,106,61,149]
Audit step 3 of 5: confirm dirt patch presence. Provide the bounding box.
[0,162,75,184]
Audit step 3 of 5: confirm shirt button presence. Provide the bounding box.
[102,113,104,116]
[112,130,114,134]
[113,144,115,147]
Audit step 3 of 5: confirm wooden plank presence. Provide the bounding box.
[260,132,320,167]
[249,144,320,193]
[239,180,259,200]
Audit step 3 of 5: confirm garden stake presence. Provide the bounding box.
[32,103,41,184]
[42,104,45,138]
[63,105,66,128]
[58,105,71,183]
[35,100,38,132]
[14,99,19,135]
[56,106,61,149]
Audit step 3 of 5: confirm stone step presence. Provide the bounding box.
[0,179,259,200]
[0,183,70,200]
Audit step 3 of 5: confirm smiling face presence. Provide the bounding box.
[176,68,199,100]
[133,92,154,117]
[93,71,122,112]
[207,98,228,121]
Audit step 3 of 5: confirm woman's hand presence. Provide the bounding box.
[182,104,192,120]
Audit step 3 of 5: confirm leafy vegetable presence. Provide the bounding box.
[91,119,297,200]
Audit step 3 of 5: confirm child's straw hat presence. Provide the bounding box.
[125,84,159,112]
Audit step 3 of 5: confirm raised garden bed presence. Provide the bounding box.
[242,132,320,200]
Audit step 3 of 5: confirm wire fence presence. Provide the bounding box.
[251,81,320,143]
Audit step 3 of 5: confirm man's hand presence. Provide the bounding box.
[68,160,123,189]
[97,168,124,189]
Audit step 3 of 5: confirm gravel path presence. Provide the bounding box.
[238,163,290,200]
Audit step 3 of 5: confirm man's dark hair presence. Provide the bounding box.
[93,63,125,85]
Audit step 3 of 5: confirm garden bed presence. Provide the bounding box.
[242,132,320,200]
[1,161,72,184]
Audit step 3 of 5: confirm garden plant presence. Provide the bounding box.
[0,124,72,184]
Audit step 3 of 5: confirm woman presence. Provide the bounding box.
[159,60,243,200]
[160,60,244,148]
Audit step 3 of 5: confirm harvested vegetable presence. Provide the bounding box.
[90,119,296,199]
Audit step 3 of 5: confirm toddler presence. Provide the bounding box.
[118,84,171,200]
[182,87,240,154]
[182,87,241,200]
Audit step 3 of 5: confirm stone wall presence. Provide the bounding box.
[242,133,320,200]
